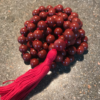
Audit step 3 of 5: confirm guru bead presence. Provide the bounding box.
[20,27,28,36]
[32,40,43,50]
[31,15,41,24]
[27,32,34,41]
[46,17,55,27]
[81,42,88,50]
[63,29,74,40]
[62,57,70,66]
[23,53,31,62]
[54,39,66,51]
[18,35,26,44]
[68,46,76,55]
[30,58,39,68]
[46,34,55,43]
[39,12,47,20]
[70,22,79,32]
[27,23,36,31]
[56,4,63,12]
[19,44,28,53]
[38,49,47,58]
[64,7,72,15]
[56,17,64,27]
[76,46,84,55]
[46,5,53,11]
[43,42,48,50]
[37,21,47,30]
[63,21,71,29]
[30,48,37,57]
[54,27,63,35]
[33,30,43,39]
[32,9,39,16]
[39,6,46,12]
[78,29,85,38]
[48,8,56,16]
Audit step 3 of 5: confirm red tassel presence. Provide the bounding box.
[0,49,57,100]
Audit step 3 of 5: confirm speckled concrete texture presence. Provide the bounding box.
[0,0,100,100]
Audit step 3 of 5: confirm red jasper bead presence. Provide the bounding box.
[68,15,75,22]
[54,39,66,51]
[48,43,54,50]
[77,46,84,55]
[30,48,37,57]
[38,49,47,58]
[39,12,47,20]
[60,50,66,56]
[57,12,63,16]
[56,54,63,62]
[27,41,33,48]
[20,27,28,36]
[56,17,64,27]
[31,16,41,24]
[54,27,63,35]
[70,22,79,32]
[23,53,31,62]
[68,46,76,55]
[51,62,56,69]
[45,27,52,35]
[64,7,72,15]
[63,29,74,40]
[68,55,75,62]
[63,21,71,29]
[75,38,81,45]
[39,6,46,12]
[32,9,39,16]
[56,4,63,12]
[72,18,81,26]
[27,23,36,31]
[19,44,28,53]
[24,21,30,27]
[33,30,43,39]
[43,42,48,50]
[37,21,47,30]
[81,36,88,42]
[71,12,78,18]
[48,8,56,16]
[62,57,70,66]
[46,34,55,43]
[30,58,39,68]
[46,17,55,27]
[78,29,85,38]
[61,13,68,21]
[67,39,75,46]
[46,5,53,11]
[27,32,34,41]
[18,35,26,44]
[52,15,58,22]
[74,31,80,39]
[81,42,88,50]
[32,40,43,50]
[58,35,65,41]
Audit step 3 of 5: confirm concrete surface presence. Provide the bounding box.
[0,0,100,100]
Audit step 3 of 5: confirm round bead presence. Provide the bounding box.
[70,22,79,32]
[63,29,74,40]
[19,44,28,53]
[56,54,63,62]
[18,35,26,44]
[62,57,70,66]
[77,46,84,55]
[46,34,55,43]
[38,49,47,58]
[67,39,75,46]
[48,43,54,50]
[54,27,63,35]
[32,9,39,16]
[68,15,75,22]
[51,62,56,69]
[45,27,52,35]
[31,16,41,24]
[48,8,56,16]
[46,17,55,27]
[33,30,43,39]
[54,39,66,51]
[37,21,47,30]
[30,58,39,68]
[78,29,85,38]
[71,12,78,18]
[61,50,66,56]
[32,40,43,50]
[63,21,71,29]
[72,18,81,26]
[52,15,58,22]
[24,21,30,27]
[20,27,28,36]
[56,4,63,12]
[27,41,33,48]
[64,7,72,15]
[68,46,76,55]
[61,13,68,21]
[75,38,81,45]
[26,37,28,42]
[81,36,88,42]
[68,55,75,62]
[23,53,31,62]
[58,35,65,41]
[57,12,63,16]
[43,42,48,50]
[30,48,37,56]
[46,5,53,11]
[81,42,88,50]
[39,12,47,20]
[39,6,45,12]
[74,31,80,39]
[79,21,83,29]
[56,17,64,27]
[27,32,34,41]
[27,23,36,31]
